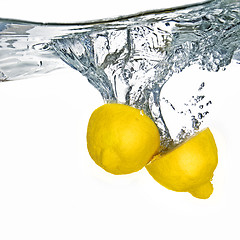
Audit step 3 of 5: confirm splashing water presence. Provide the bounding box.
[0,0,239,148]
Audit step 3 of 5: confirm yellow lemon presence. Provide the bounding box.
[146,128,218,199]
[87,103,161,175]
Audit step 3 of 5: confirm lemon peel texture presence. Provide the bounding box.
[87,103,161,175]
[146,128,218,199]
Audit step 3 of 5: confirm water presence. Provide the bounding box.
[0,0,239,149]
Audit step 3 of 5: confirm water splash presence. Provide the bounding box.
[0,0,239,148]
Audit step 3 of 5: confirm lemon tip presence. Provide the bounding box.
[188,181,213,199]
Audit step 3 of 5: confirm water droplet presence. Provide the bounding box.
[170,104,175,110]
[206,101,212,106]
[203,111,209,116]
[191,116,201,130]
[0,71,7,81]
[198,82,205,91]
[198,113,203,119]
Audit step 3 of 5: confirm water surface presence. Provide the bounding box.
[0,0,239,147]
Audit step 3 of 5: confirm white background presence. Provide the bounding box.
[0,1,240,239]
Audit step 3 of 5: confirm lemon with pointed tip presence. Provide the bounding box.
[87,103,161,175]
[146,128,218,199]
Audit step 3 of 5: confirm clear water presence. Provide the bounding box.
[0,0,239,149]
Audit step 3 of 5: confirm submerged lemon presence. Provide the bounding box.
[87,103,161,174]
[146,128,218,199]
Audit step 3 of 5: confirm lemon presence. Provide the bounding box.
[87,103,161,175]
[146,128,218,199]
